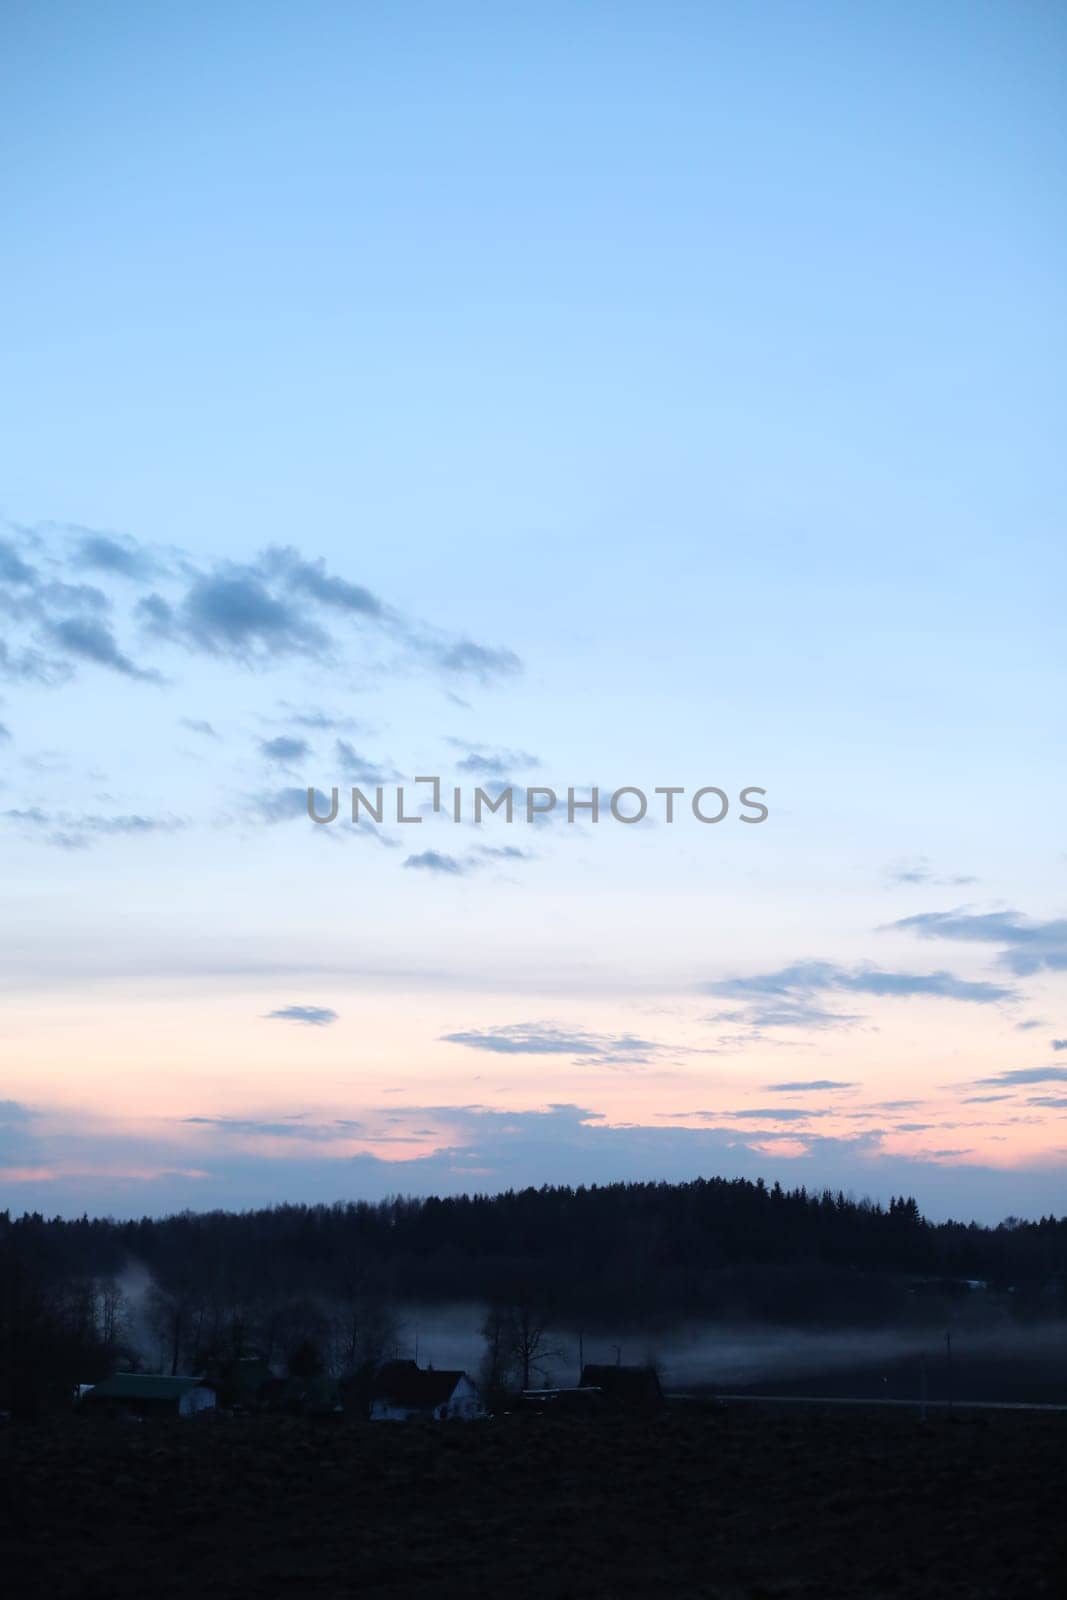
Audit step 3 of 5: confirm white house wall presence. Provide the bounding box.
[178,1386,217,1418]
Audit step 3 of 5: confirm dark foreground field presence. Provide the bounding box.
[2,1404,1065,1599]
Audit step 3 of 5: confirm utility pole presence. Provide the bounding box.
[578,1327,584,1384]
[919,1352,927,1423]
[945,1330,953,1416]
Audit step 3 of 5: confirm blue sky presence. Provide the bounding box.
[1,1,1065,1221]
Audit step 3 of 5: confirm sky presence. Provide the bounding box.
[1,1,1065,1223]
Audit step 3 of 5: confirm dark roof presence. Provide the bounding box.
[580,1364,663,1401]
[371,1361,468,1409]
[86,1374,207,1402]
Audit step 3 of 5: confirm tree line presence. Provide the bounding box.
[2,1177,1064,1416]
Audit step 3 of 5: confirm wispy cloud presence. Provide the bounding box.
[885,857,977,887]
[888,908,1067,976]
[183,1114,360,1138]
[334,739,396,784]
[687,1106,833,1123]
[404,850,467,875]
[441,1022,659,1064]
[445,737,541,776]
[969,1066,1067,1087]
[764,1079,858,1092]
[403,844,533,875]
[705,958,1013,1030]
[3,807,185,850]
[274,703,366,732]
[432,639,521,681]
[263,1005,338,1027]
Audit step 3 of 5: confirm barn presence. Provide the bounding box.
[81,1373,217,1420]
[369,1360,484,1421]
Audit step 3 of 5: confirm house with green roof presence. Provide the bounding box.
[81,1373,217,1419]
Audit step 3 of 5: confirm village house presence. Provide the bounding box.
[81,1373,217,1420]
[369,1360,484,1421]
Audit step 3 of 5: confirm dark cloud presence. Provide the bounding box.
[38,579,111,614]
[0,539,37,585]
[260,735,311,764]
[3,1100,1064,1223]
[72,532,159,581]
[0,1099,36,1165]
[888,909,1067,977]
[45,615,161,681]
[0,722,10,742]
[1052,1039,1067,1052]
[4,522,523,691]
[145,568,330,663]
[180,718,218,738]
[264,1005,338,1027]
[259,547,384,617]
[1024,1095,1067,1109]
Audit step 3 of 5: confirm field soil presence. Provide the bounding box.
[2,1402,1065,1599]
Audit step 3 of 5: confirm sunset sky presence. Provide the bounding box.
[1,2,1065,1222]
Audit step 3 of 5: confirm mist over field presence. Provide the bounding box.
[374,1300,1067,1403]
[108,1262,1067,1405]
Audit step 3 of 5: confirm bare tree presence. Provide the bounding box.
[328,1253,398,1414]
[146,1283,185,1375]
[478,1305,512,1406]
[504,1300,558,1391]
[95,1277,127,1354]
